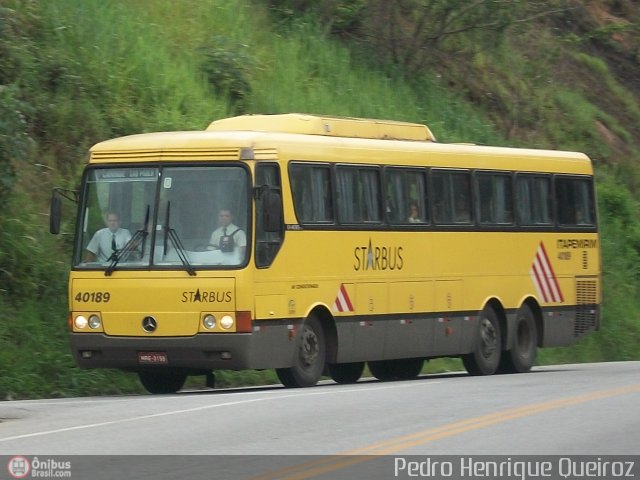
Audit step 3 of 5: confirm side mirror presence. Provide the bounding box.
[49,187,78,234]
[50,192,62,234]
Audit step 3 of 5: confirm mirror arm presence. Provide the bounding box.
[53,187,79,203]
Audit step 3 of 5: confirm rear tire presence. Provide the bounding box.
[276,315,326,387]
[368,360,396,381]
[462,306,502,376]
[369,358,424,381]
[328,362,365,384]
[138,369,187,394]
[499,304,537,373]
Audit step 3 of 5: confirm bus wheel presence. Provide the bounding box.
[394,358,424,380]
[138,369,187,394]
[276,315,326,388]
[500,304,537,373]
[368,360,396,381]
[369,358,424,381]
[328,362,364,384]
[462,307,501,376]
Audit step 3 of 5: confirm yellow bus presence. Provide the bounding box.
[50,113,600,394]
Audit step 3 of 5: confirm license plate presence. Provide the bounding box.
[138,352,168,364]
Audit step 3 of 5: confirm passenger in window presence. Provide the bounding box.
[433,199,446,224]
[407,201,423,223]
[208,208,247,258]
[575,205,589,225]
[84,211,132,263]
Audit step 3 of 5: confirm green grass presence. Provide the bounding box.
[38,0,230,135]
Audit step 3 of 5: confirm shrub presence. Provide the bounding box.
[199,35,255,114]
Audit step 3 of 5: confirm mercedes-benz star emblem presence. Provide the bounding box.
[142,316,157,333]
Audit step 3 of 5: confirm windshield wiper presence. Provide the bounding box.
[105,205,150,276]
[163,201,196,276]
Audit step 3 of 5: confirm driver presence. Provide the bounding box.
[84,211,132,262]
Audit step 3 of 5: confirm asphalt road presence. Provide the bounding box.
[1,362,638,479]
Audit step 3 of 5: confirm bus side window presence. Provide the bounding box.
[432,169,471,225]
[555,176,595,227]
[385,167,428,225]
[289,163,334,224]
[336,166,382,224]
[476,172,513,225]
[256,163,284,267]
[516,174,552,226]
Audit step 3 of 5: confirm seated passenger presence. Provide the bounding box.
[407,201,423,223]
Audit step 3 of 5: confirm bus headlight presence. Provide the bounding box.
[203,314,216,330]
[88,314,101,329]
[74,315,88,329]
[220,315,234,329]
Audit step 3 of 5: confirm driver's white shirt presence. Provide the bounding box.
[86,227,132,262]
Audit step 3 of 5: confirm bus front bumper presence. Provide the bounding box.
[69,332,255,371]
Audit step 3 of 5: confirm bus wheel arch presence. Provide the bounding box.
[276,308,331,388]
[487,298,508,351]
[312,307,365,384]
[462,301,503,376]
[525,298,544,348]
[310,305,338,365]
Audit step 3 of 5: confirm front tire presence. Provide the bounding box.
[138,369,187,394]
[500,304,537,373]
[276,315,326,387]
[462,306,502,376]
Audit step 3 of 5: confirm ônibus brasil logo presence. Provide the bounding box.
[7,456,30,479]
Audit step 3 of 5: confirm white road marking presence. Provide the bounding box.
[0,380,443,443]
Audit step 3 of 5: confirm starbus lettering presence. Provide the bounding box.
[354,238,404,271]
[181,288,232,303]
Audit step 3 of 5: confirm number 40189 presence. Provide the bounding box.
[75,291,111,303]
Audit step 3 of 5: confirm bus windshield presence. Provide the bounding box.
[74,165,249,270]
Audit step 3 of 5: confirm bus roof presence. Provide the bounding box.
[206,113,436,142]
[88,114,592,174]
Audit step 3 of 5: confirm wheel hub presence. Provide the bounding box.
[300,326,319,366]
[480,317,498,358]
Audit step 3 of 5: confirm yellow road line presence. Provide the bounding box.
[250,383,640,480]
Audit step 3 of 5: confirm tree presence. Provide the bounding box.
[360,0,576,75]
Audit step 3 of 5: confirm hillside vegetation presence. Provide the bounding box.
[0,0,639,399]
